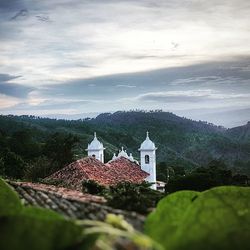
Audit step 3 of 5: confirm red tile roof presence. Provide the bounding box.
[45,156,149,191]
[107,157,149,184]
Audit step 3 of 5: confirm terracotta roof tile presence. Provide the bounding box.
[8,180,145,231]
[45,156,149,190]
[106,157,149,184]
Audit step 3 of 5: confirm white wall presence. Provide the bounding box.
[140,150,156,189]
[87,149,104,163]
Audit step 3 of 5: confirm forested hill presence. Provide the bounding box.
[0,111,249,176]
[226,121,250,142]
[92,111,225,133]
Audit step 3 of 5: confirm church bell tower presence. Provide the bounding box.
[86,132,105,163]
[138,132,157,189]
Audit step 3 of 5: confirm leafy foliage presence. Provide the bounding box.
[10,130,41,160]
[145,186,250,250]
[44,132,79,171]
[24,156,53,181]
[106,182,164,214]
[0,126,79,180]
[166,163,249,193]
[81,180,164,214]
[2,150,26,179]
[0,179,22,216]
[82,179,107,195]
[0,178,160,250]
[1,179,250,250]
[80,214,163,250]
[0,179,83,250]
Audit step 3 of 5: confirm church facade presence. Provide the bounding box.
[86,132,157,189]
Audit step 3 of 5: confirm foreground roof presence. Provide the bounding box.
[8,181,145,230]
[45,156,149,190]
[11,181,106,203]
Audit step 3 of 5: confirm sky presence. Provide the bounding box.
[0,0,250,127]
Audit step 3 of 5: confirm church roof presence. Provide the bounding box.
[45,156,149,190]
[139,132,156,151]
[86,132,104,150]
[106,157,149,183]
[129,153,134,161]
[45,157,111,190]
[109,147,138,164]
[117,147,129,158]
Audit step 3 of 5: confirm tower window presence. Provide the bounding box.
[145,155,150,164]
[92,154,96,158]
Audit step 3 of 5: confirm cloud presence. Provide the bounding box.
[10,9,29,20]
[116,84,136,88]
[0,73,33,98]
[9,99,92,111]
[0,93,20,108]
[136,90,250,103]
[0,82,32,98]
[1,0,250,86]
[0,0,25,11]
[0,0,249,127]
[18,57,247,120]
[136,90,213,103]
[35,15,51,22]
[0,73,20,82]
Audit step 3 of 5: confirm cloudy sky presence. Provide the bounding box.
[0,0,250,127]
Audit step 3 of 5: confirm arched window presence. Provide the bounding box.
[92,154,96,158]
[145,155,150,164]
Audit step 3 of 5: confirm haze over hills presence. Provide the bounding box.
[36,107,250,128]
[175,107,250,128]
[0,111,249,175]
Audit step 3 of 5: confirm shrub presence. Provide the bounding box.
[82,179,107,195]
[106,182,163,214]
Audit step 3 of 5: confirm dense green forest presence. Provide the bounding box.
[0,110,249,184]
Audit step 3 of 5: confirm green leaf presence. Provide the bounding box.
[0,214,82,250]
[145,190,199,249]
[0,179,83,250]
[20,206,65,220]
[0,199,82,250]
[145,186,250,250]
[173,186,250,250]
[0,178,22,216]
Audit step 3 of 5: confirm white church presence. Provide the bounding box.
[86,132,158,189]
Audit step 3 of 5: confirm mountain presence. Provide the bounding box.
[175,108,250,128]
[226,122,250,142]
[0,111,249,174]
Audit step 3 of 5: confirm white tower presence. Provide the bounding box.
[138,132,157,189]
[86,132,105,163]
